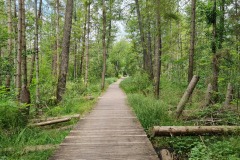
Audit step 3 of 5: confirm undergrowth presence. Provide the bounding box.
[0,77,117,159]
[120,74,240,160]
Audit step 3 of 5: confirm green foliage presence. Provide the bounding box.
[120,72,152,95]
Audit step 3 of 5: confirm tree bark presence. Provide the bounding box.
[85,0,91,87]
[204,83,213,107]
[20,0,31,105]
[6,0,13,90]
[152,126,240,136]
[79,2,88,77]
[176,75,199,118]
[223,83,233,107]
[16,0,23,99]
[101,0,107,90]
[56,0,74,102]
[0,49,2,86]
[154,0,162,99]
[30,117,71,126]
[29,0,42,85]
[188,0,196,83]
[212,0,219,102]
[134,0,147,71]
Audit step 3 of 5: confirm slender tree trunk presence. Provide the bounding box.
[16,0,23,99]
[134,0,147,71]
[56,0,74,102]
[34,0,41,114]
[6,0,13,90]
[146,0,154,79]
[20,0,31,105]
[85,0,90,87]
[154,0,162,99]
[52,0,60,76]
[106,0,113,57]
[0,49,2,86]
[73,5,77,79]
[219,0,225,49]
[79,2,87,77]
[29,0,42,85]
[188,0,196,83]
[101,0,107,90]
[212,0,219,102]
[13,0,17,87]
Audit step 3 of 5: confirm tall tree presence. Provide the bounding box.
[211,0,219,102]
[134,0,147,72]
[6,0,12,90]
[154,0,162,99]
[20,0,31,105]
[79,1,88,77]
[85,0,91,87]
[188,0,196,83]
[101,0,107,90]
[29,0,42,85]
[16,0,23,98]
[34,0,41,113]
[56,0,74,102]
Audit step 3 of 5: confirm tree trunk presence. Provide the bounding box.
[20,0,31,105]
[73,5,77,79]
[204,83,213,107]
[56,0,74,102]
[188,0,196,83]
[152,126,240,136]
[6,0,13,91]
[34,0,41,114]
[154,0,162,99]
[223,83,233,107]
[0,49,2,86]
[134,0,147,71]
[79,2,87,77]
[212,0,219,102]
[85,0,91,87]
[101,0,107,90]
[146,0,154,80]
[16,0,23,99]
[176,75,199,118]
[29,0,42,85]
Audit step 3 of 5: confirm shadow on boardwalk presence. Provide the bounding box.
[50,79,159,160]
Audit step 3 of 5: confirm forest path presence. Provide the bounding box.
[50,78,159,160]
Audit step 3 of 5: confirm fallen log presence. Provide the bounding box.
[152,126,240,136]
[30,117,71,127]
[176,75,200,118]
[31,114,80,123]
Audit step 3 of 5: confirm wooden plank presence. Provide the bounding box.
[50,79,158,160]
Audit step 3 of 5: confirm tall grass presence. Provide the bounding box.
[0,77,118,159]
[120,75,240,159]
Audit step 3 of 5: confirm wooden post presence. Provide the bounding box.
[176,75,199,118]
[223,83,233,107]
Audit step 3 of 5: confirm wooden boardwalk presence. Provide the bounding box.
[50,79,159,160]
